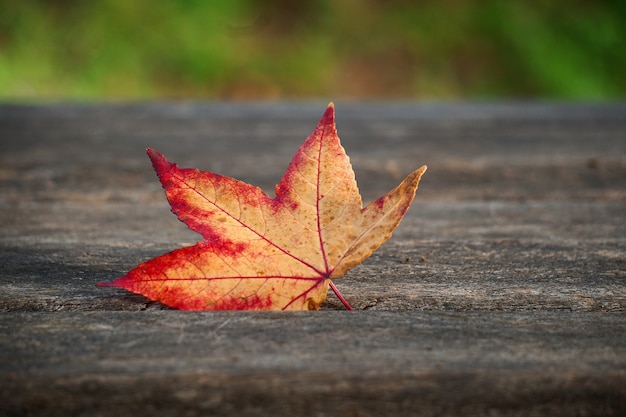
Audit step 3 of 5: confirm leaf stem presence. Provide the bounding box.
[329,280,353,310]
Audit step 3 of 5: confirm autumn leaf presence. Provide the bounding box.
[98,103,427,310]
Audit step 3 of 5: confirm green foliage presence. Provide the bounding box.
[0,0,624,99]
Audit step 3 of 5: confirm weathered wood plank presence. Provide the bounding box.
[0,102,625,416]
[2,311,625,417]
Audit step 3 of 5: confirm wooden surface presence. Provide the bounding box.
[1,102,625,416]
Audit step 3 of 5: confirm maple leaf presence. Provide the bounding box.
[98,104,426,310]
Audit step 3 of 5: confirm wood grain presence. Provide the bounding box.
[1,102,625,416]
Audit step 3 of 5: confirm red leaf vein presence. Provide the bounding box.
[170,170,325,277]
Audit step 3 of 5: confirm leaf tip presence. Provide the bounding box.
[146,148,174,179]
[404,165,428,193]
[146,147,162,162]
[319,102,336,129]
[326,102,335,119]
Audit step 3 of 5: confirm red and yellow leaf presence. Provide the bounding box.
[98,104,427,310]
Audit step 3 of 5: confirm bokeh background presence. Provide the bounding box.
[1,0,625,101]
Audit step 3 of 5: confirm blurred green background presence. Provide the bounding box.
[1,0,625,100]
